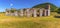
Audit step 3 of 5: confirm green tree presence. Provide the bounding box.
[10,8,16,13]
[57,8,60,14]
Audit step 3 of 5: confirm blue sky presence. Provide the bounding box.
[0,0,60,12]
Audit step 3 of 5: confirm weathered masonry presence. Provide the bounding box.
[5,4,50,17]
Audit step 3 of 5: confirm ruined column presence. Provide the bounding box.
[20,9,23,16]
[10,12,13,16]
[6,11,9,16]
[47,4,50,16]
[14,11,18,16]
[6,10,8,16]
[24,10,26,16]
[5,9,10,16]
[33,8,37,17]
[39,9,43,17]
[48,9,50,16]
[44,9,47,16]
[26,8,30,17]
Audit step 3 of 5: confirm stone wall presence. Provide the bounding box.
[5,8,50,17]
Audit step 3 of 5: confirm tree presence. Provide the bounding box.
[10,8,16,13]
[57,8,60,14]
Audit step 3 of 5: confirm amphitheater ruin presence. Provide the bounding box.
[5,4,50,17]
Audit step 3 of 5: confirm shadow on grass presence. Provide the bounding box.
[54,15,60,18]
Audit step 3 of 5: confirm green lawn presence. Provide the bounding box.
[0,12,60,28]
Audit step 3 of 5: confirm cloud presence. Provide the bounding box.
[10,3,13,7]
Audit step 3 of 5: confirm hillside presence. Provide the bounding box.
[32,3,58,12]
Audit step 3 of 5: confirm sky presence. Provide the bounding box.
[0,0,60,12]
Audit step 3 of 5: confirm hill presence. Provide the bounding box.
[32,3,58,12]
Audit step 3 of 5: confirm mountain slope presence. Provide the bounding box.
[32,3,58,12]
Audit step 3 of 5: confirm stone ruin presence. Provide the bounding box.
[5,4,50,17]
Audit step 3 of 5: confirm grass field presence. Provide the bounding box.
[0,12,60,28]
